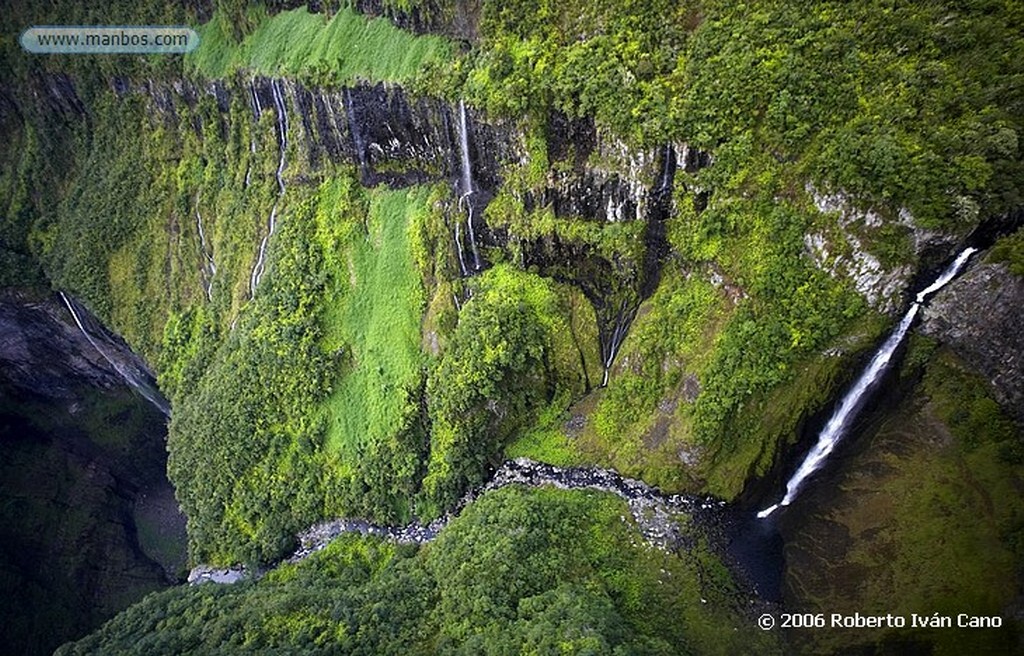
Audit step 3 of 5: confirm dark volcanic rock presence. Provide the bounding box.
[0,294,122,397]
[919,261,1024,422]
[0,292,185,656]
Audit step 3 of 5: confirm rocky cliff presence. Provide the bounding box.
[920,260,1024,422]
[0,291,185,656]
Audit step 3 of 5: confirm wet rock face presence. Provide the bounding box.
[245,77,516,192]
[0,293,124,398]
[920,261,1024,422]
[0,292,185,656]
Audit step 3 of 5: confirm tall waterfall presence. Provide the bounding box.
[758,247,978,518]
[195,194,216,301]
[59,292,171,417]
[457,100,481,272]
[601,300,634,387]
[250,79,288,296]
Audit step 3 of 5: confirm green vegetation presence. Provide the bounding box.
[459,0,1022,500]
[322,186,427,457]
[465,0,1024,227]
[318,183,433,522]
[57,487,781,655]
[188,6,452,84]
[424,265,600,510]
[923,350,1021,461]
[784,347,1023,655]
[3,10,1023,656]
[167,190,335,563]
[988,226,1024,276]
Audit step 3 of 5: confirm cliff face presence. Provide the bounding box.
[0,291,185,656]
[778,253,1024,655]
[0,293,126,396]
[5,0,1021,574]
[920,261,1024,422]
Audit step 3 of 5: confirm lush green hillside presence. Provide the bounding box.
[57,487,781,656]
[2,0,1022,652]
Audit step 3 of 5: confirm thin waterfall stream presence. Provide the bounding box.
[59,292,171,417]
[457,100,482,272]
[249,79,288,296]
[758,247,979,518]
[195,193,216,300]
[244,78,261,188]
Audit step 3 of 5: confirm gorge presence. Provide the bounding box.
[1,1,1022,654]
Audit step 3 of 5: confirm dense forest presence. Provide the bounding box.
[1,0,1022,653]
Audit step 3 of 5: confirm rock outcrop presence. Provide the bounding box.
[920,261,1024,422]
[0,292,126,397]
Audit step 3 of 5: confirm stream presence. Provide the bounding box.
[189,458,728,584]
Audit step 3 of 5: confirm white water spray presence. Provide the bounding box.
[244,79,261,187]
[457,100,481,271]
[758,247,978,518]
[660,143,674,193]
[601,301,633,387]
[195,195,216,300]
[453,219,468,277]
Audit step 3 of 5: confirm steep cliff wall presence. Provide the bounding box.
[920,260,1024,422]
[0,291,185,656]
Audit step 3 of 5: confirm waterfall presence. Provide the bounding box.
[601,300,634,387]
[250,78,262,122]
[244,79,261,187]
[458,100,482,271]
[457,100,473,196]
[59,292,171,417]
[270,79,287,196]
[250,79,288,297]
[660,143,674,194]
[195,198,216,301]
[758,247,978,518]
[453,219,468,277]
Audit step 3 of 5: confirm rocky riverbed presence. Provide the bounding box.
[189,458,728,584]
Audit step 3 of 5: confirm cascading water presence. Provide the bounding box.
[457,100,482,272]
[659,143,674,194]
[453,220,469,277]
[249,79,288,296]
[601,300,635,387]
[600,145,675,387]
[244,79,261,188]
[59,292,171,417]
[195,194,216,301]
[758,247,979,518]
